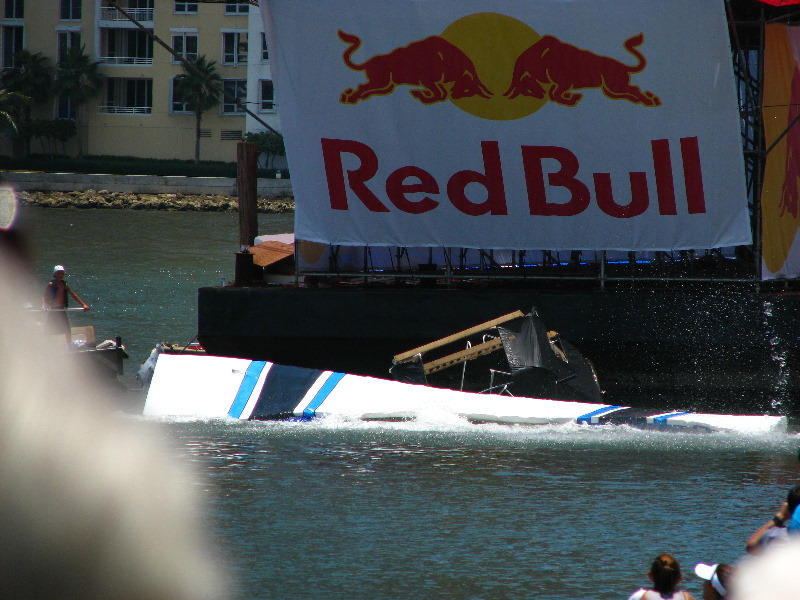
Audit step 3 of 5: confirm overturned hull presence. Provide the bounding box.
[143,354,786,434]
[197,286,800,417]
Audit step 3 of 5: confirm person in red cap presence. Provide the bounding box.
[41,264,90,348]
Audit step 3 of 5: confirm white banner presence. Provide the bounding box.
[262,0,751,250]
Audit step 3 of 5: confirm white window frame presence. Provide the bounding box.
[1,25,23,68]
[170,29,198,63]
[260,32,269,62]
[56,27,81,63]
[259,80,274,112]
[4,0,23,20]
[170,76,192,114]
[60,0,81,21]
[173,1,197,13]
[55,95,76,120]
[224,2,248,14]
[222,30,247,66]
[221,79,246,114]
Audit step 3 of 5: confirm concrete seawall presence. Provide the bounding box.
[0,171,293,198]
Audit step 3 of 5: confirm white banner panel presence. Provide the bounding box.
[262,0,751,250]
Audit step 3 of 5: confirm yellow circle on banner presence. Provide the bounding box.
[441,13,544,120]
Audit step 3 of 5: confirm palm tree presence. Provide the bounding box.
[53,46,104,158]
[0,88,27,134]
[174,55,223,164]
[2,50,54,156]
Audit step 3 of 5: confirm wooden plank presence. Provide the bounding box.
[423,338,504,375]
[393,310,524,363]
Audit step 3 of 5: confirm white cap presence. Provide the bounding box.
[695,563,726,596]
[53,265,65,274]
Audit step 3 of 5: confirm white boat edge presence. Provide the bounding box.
[143,354,788,434]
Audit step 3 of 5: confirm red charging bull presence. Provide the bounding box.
[338,30,493,105]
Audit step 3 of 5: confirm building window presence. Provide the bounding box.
[1,26,23,68]
[171,32,198,62]
[224,2,248,14]
[60,0,81,20]
[101,28,152,65]
[174,1,198,13]
[259,80,274,111]
[170,77,191,113]
[222,31,247,65]
[261,33,269,61]
[102,78,153,114]
[57,30,81,63]
[4,0,23,19]
[221,79,246,114]
[56,96,76,120]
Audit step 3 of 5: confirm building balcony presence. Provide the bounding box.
[98,105,152,114]
[98,7,154,23]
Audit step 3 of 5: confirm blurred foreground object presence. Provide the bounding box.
[733,538,800,599]
[0,249,226,599]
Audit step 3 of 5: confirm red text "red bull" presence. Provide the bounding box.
[321,137,705,218]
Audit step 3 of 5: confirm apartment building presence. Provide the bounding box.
[0,0,281,163]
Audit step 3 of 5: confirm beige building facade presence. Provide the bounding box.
[0,0,280,163]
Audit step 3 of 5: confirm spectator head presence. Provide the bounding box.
[650,554,683,596]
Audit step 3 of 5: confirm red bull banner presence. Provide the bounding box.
[761,25,800,280]
[261,0,751,251]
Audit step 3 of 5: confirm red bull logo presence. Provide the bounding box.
[503,33,660,107]
[338,12,660,120]
[338,31,493,105]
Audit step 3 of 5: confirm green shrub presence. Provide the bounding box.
[0,154,285,178]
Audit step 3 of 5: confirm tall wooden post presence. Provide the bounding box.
[235,142,259,285]
[237,141,259,249]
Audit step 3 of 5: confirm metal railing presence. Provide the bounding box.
[98,56,153,65]
[99,7,153,21]
[98,105,152,114]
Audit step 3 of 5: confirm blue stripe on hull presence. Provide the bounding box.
[228,361,267,418]
[302,372,346,418]
[576,406,622,424]
[651,412,693,425]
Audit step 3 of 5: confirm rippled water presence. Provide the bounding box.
[19,206,800,600]
[165,419,799,600]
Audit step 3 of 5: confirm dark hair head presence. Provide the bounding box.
[714,564,734,596]
[650,554,682,595]
[787,483,800,512]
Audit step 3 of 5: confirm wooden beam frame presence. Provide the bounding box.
[393,310,523,363]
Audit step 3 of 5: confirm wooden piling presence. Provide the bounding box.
[235,142,259,285]
[237,142,259,249]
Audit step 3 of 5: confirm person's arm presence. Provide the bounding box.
[67,287,90,311]
[745,502,791,553]
[41,283,53,310]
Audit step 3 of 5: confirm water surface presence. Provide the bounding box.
[19,206,800,600]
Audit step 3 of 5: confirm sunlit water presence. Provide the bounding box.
[164,418,799,600]
[19,206,800,600]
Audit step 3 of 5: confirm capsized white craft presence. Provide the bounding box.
[143,354,786,433]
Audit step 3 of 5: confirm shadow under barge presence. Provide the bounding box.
[198,268,800,419]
